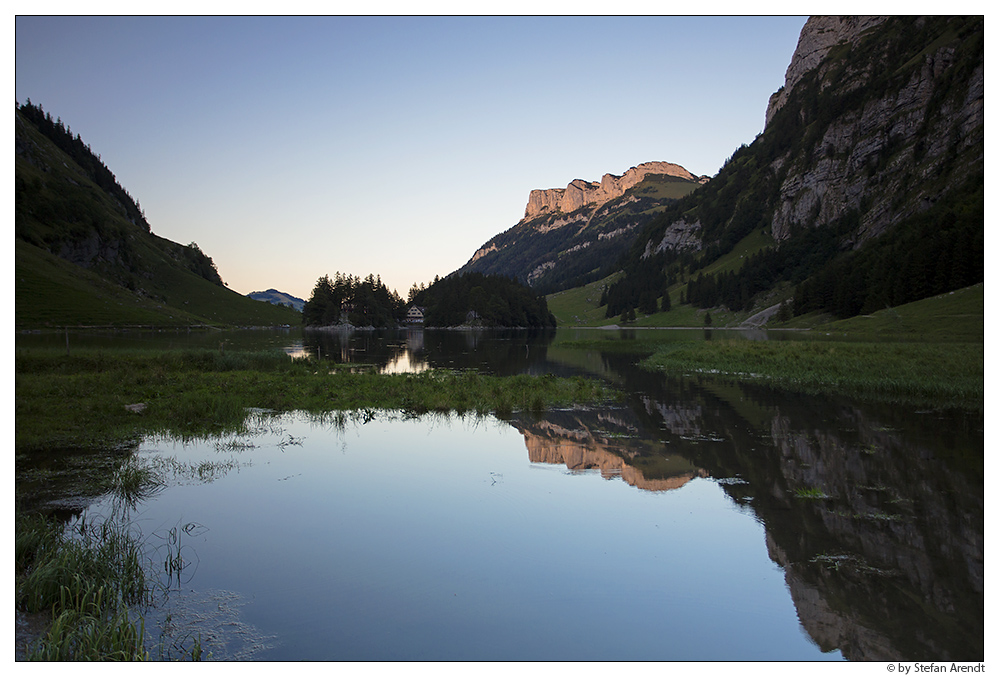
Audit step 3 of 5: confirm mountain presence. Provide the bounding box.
[15,102,301,329]
[457,161,706,295]
[603,15,983,322]
[248,289,306,312]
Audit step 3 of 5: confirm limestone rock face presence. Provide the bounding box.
[765,16,888,127]
[642,218,703,259]
[638,16,982,262]
[523,161,705,219]
[766,17,983,242]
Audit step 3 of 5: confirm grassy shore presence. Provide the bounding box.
[15,348,611,452]
[639,339,983,408]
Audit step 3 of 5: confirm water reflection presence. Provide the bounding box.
[302,327,558,375]
[561,353,984,661]
[508,408,708,492]
[17,328,982,661]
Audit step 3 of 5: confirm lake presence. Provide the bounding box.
[19,328,983,661]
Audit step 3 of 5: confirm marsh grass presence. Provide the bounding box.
[16,509,208,661]
[16,349,611,452]
[639,339,982,408]
[15,349,609,660]
[794,487,831,500]
[108,456,165,512]
[16,512,155,660]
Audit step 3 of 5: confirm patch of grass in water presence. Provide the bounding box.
[809,553,897,577]
[16,512,150,660]
[638,339,982,409]
[16,350,612,452]
[16,508,207,661]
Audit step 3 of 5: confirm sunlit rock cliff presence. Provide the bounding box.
[764,16,889,127]
[459,161,706,293]
[523,161,707,219]
[606,15,983,324]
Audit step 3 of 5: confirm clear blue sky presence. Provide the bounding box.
[16,15,808,300]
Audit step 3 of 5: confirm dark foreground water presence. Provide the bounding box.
[21,328,983,661]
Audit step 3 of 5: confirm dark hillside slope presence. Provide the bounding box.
[606,15,983,322]
[15,103,300,328]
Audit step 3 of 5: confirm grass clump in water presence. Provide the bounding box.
[16,513,153,660]
[639,339,982,408]
[16,510,206,661]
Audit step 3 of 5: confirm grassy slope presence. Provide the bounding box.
[624,284,984,409]
[640,339,982,408]
[810,283,983,340]
[16,239,301,329]
[15,110,300,329]
[548,227,776,327]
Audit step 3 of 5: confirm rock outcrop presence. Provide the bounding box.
[766,16,983,243]
[642,218,703,258]
[765,16,888,127]
[459,162,705,293]
[639,16,983,262]
[524,161,706,219]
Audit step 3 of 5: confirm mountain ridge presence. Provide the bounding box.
[459,163,705,295]
[522,161,708,220]
[248,289,306,312]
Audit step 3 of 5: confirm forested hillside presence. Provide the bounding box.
[602,16,983,324]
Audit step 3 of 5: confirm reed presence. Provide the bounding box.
[16,511,204,661]
[16,512,149,660]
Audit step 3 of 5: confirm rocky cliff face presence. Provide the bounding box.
[459,162,704,294]
[639,15,983,261]
[764,15,983,243]
[524,161,706,219]
[765,16,888,127]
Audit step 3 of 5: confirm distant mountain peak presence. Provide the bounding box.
[248,289,305,312]
[523,161,708,220]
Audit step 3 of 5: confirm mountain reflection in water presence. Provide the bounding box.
[496,344,982,661]
[19,328,981,660]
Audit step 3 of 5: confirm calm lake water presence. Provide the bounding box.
[19,328,983,661]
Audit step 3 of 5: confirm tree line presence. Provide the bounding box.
[303,273,406,328]
[303,271,555,328]
[411,272,556,328]
[601,171,982,322]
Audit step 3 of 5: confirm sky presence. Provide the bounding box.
[15,15,809,301]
